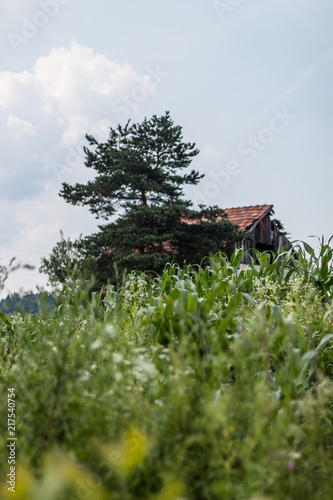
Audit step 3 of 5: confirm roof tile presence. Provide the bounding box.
[224,204,273,230]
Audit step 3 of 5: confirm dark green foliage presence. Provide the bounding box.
[43,112,244,289]
[40,232,96,293]
[82,202,244,288]
[0,292,54,314]
[59,111,202,218]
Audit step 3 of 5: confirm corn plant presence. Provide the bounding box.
[1,240,333,500]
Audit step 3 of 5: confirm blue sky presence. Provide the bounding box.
[0,0,333,296]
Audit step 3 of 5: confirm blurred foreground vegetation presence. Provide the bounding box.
[0,240,333,499]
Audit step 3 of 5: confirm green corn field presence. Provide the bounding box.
[0,239,333,500]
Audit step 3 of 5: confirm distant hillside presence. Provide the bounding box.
[0,292,54,314]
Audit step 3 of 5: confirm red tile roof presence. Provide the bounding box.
[224,204,273,231]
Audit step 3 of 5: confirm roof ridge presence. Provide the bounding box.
[224,204,273,210]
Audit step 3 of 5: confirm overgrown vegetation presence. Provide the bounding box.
[1,239,333,500]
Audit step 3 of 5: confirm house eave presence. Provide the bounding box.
[245,205,274,234]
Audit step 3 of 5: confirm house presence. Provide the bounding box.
[104,203,292,265]
[223,204,292,263]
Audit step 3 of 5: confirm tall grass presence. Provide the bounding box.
[0,240,333,499]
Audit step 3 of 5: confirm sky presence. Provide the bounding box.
[0,0,333,297]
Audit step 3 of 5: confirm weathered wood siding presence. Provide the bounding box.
[240,215,292,263]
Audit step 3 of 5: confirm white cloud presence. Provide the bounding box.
[0,40,158,295]
[0,39,153,202]
[0,38,149,126]
[31,41,141,116]
[7,115,39,137]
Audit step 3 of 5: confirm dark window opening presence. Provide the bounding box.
[256,242,274,252]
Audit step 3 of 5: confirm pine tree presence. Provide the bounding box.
[60,111,202,217]
[44,112,243,289]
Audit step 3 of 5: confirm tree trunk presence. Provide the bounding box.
[141,190,147,206]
